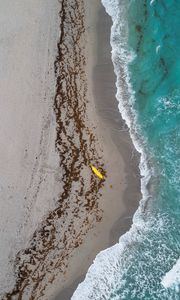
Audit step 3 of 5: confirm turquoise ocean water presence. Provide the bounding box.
[72,0,180,299]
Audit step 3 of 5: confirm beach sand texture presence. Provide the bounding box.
[0,0,60,296]
[0,0,140,299]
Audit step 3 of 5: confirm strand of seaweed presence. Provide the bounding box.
[3,0,105,299]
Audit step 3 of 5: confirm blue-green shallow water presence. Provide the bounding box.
[72,1,180,299]
[111,0,180,299]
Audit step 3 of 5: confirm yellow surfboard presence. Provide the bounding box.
[90,165,104,179]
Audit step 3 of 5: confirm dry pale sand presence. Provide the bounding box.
[0,0,60,296]
[54,1,140,299]
[1,0,140,299]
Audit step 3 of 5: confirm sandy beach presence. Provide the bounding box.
[1,1,140,299]
[0,0,60,297]
[53,1,140,299]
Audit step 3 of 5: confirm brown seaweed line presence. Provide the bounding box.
[3,1,105,299]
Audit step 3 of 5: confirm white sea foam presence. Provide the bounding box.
[72,0,154,299]
[156,45,161,54]
[161,258,180,292]
[150,0,156,6]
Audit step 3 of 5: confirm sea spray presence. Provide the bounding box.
[72,0,180,299]
[162,258,180,292]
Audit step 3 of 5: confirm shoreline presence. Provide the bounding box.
[91,1,141,244]
[54,1,141,299]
